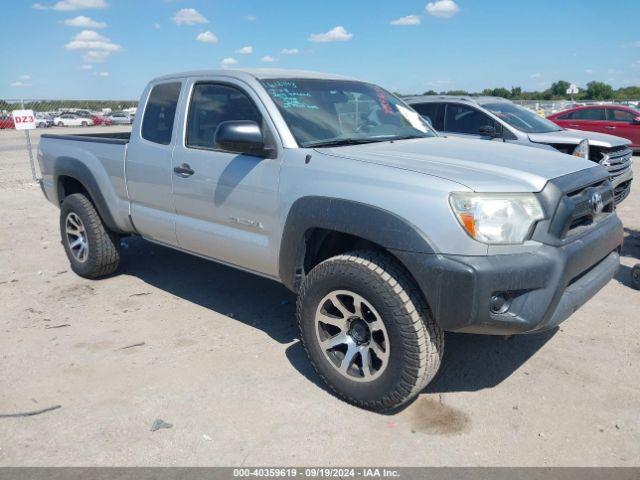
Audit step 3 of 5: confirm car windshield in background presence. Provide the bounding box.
[261,78,434,147]
[484,102,563,134]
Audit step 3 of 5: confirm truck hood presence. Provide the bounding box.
[318,136,597,193]
[528,129,631,148]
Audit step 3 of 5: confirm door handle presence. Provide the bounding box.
[604,126,616,130]
[173,163,195,176]
[568,124,580,127]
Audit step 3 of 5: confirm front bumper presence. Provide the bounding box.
[394,214,623,335]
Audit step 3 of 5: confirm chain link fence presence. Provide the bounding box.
[0,99,136,187]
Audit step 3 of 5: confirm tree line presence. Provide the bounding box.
[414,81,639,101]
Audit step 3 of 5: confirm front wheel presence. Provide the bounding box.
[57,122,64,127]
[632,265,640,290]
[60,193,121,278]
[297,250,443,411]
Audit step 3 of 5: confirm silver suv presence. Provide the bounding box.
[405,95,633,204]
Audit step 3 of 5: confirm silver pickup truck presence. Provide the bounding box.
[37,69,624,411]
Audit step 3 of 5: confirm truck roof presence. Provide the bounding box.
[151,68,356,83]
[404,95,510,106]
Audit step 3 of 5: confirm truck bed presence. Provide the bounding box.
[41,131,131,145]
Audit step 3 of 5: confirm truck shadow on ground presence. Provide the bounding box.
[119,236,298,344]
[120,236,557,403]
[615,228,640,288]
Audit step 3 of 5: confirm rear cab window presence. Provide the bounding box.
[141,82,182,145]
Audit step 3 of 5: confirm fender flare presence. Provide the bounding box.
[278,196,436,291]
[53,156,124,233]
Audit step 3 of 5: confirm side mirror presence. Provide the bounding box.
[214,120,272,157]
[478,124,501,138]
[632,116,640,125]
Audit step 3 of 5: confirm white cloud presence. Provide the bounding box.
[19,75,31,80]
[10,81,32,87]
[281,48,299,55]
[173,8,208,25]
[261,55,277,63]
[236,45,253,54]
[390,15,421,26]
[78,64,93,70]
[153,22,161,29]
[196,31,218,43]
[530,72,542,79]
[245,15,256,21]
[309,26,353,43]
[220,57,238,68]
[64,15,106,28]
[585,69,595,74]
[93,71,109,77]
[65,29,121,51]
[83,50,111,62]
[33,0,108,10]
[426,0,460,18]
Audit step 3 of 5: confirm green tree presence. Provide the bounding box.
[549,80,571,97]
[491,87,511,98]
[510,86,522,99]
[584,81,614,100]
[422,90,438,96]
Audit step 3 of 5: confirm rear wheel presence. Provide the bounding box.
[60,193,120,279]
[297,250,443,411]
[81,121,88,127]
[57,121,64,127]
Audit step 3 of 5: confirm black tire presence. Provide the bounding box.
[297,250,443,411]
[57,122,64,127]
[632,265,640,290]
[81,121,88,127]
[59,193,120,279]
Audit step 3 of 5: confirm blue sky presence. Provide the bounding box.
[1,0,639,99]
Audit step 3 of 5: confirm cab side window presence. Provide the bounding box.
[141,82,181,145]
[187,83,262,149]
[444,103,496,135]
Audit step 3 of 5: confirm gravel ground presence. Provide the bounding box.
[0,127,639,466]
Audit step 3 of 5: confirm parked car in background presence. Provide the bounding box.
[38,69,624,411]
[0,114,15,129]
[54,113,94,127]
[406,95,633,204]
[35,113,54,128]
[90,114,112,126]
[108,112,133,125]
[548,105,640,152]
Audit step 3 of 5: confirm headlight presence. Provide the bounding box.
[449,193,545,244]
[572,139,589,159]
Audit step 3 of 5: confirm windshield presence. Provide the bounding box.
[483,102,563,134]
[260,78,435,147]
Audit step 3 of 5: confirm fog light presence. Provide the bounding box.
[490,294,510,314]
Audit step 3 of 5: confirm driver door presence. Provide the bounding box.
[170,79,282,277]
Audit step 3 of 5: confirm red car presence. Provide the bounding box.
[0,115,15,129]
[91,114,112,126]
[548,105,640,152]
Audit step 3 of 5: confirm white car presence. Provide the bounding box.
[53,113,94,127]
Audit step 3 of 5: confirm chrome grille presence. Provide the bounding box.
[599,146,633,178]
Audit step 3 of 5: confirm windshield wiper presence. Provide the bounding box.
[304,138,384,148]
[388,134,432,141]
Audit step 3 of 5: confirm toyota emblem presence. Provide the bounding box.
[591,191,604,214]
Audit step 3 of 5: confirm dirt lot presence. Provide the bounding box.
[0,127,639,466]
